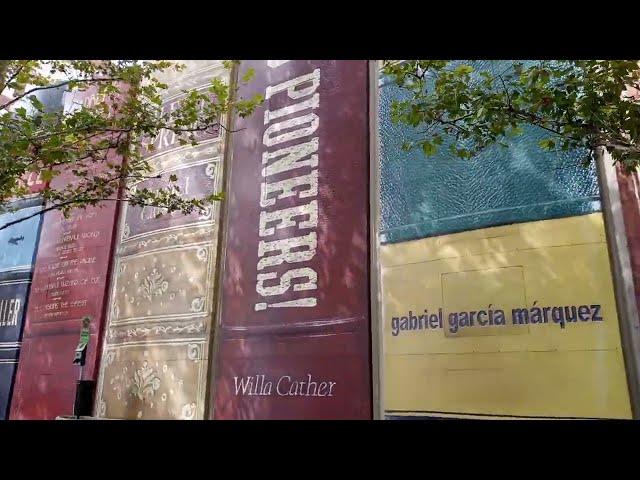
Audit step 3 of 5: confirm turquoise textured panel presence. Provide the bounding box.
[0,198,43,273]
[379,61,601,244]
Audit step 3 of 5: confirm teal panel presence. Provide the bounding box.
[0,198,43,273]
[379,61,601,244]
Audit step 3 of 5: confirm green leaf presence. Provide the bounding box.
[241,68,256,83]
[422,141,437,156]
[454,64,474,76]
[538,138,556,150]
[28,95,45,112]
[40,170,55,182]
[507,126,524,137]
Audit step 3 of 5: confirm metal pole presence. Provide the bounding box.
[75,364,83,419]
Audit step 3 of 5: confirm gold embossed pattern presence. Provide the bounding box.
[95,61,228,420]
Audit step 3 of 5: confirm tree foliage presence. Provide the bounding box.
[382,60,640,171]
[0,60,263,230]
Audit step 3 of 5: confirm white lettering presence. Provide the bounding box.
[256,267,318,297]
[276,376,291,396]
[263,114,319,147]
[262,137,318,178]
[257,233,317,271]
[233,376,253,395]
[259,200,318,237]
[265,69,320,100]
[254,66,322,310]
[264,93,319,125]
[260,170,318,208]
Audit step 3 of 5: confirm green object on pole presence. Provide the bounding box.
[73,316,90,365]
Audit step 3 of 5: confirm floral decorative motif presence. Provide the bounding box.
[105,356,200,419]
[139,268,169,302]
[196,247,208,262]
[190,297,204,312]
[108,322,205,341]
[198,206,212,220]
[187,343,201,361]
[181,402,197,420]
[111,302,120,322]
[120,229,211,255]
[131,362,161,403]
[205,163,217,180]
[105,350,116,366]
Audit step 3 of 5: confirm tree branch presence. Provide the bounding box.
[0,186,214,232]
[1,77,121,111]
[1,62,26,93]
[0,201,65,232]
[497,74,512,107]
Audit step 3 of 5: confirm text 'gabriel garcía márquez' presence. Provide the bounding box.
[391,303,604,336]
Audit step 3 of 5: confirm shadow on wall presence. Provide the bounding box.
[378,60,600,245]
[377,61,631,418]
[379,212,630,418]
[213,173,370,419]
[11,331,85,420]
[213,64,371,419]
